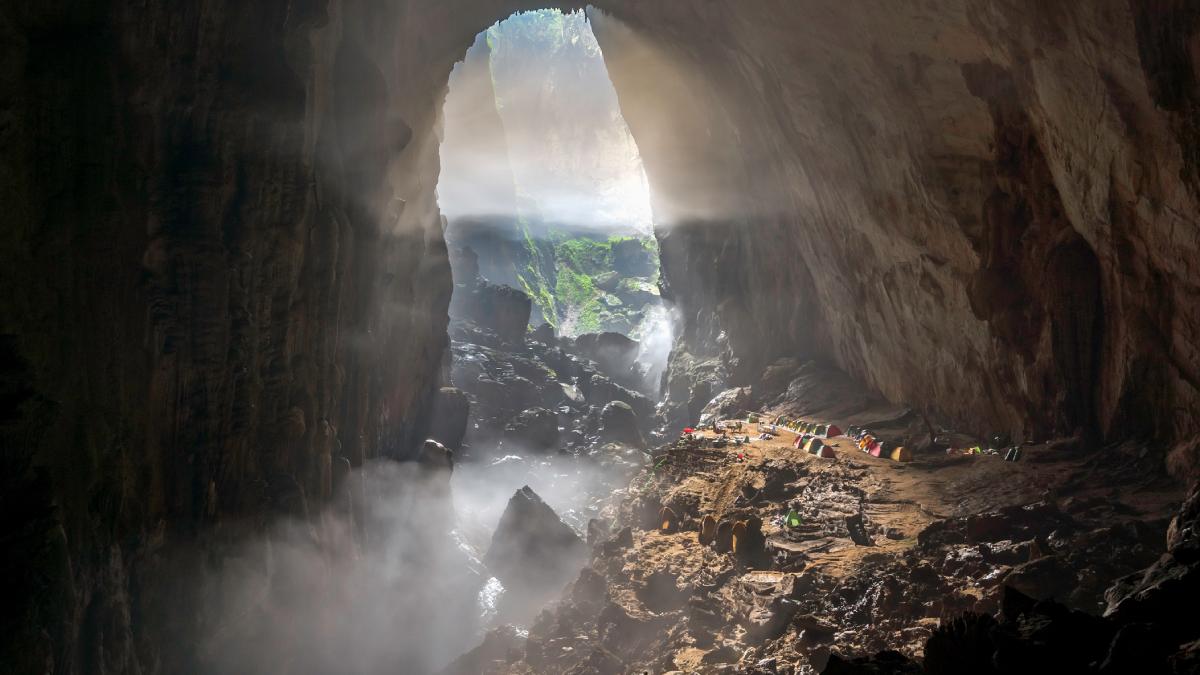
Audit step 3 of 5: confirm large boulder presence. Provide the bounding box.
[484,486,588,591]
[448,251,532,344]
[575,331,638,368]
[698,386,755,425]
[502,407,560,452]
[428,387,469,451]
[599,400,645,448]
[582,373,653,424]
[611,238,656,276]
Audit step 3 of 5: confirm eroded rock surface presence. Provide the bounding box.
[592,1,1200,448]
[485,486,589,592]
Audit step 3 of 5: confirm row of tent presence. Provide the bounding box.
[755,415,913,463]
[846,425,912,462]
[791,432,836,458]
[760,417,843,439]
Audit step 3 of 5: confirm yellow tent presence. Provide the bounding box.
[890,446,912,462]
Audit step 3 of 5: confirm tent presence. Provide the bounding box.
[786,509,802,528]
[869,441,883,457]
[858,435,875,451]
[805,437,824,454]
[792,434,807,449]
[890,446,912,462]
[816,445,837,458]
[825,424,842,437]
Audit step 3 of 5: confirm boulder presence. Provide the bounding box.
[417,439,453,474]
[698,386,754,426]
[437,625,523,675]
[450,277,532,344]
[428,387,469,451]
[611,238,656,276]
[574,332,644,392]
[599,401,644,448]
[822,650,921,674]
[484,486,588,591]
[529,322,556,345]
[583,373,654,423]
[502,407,560,452]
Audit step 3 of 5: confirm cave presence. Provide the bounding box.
[3,2,1200,674]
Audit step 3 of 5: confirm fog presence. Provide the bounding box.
[194,444,636,675]
[633,303,676,395]
[438,9,652,235]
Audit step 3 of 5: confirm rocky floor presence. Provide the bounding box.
[435,313,1193,675]
[444,413,1190,674]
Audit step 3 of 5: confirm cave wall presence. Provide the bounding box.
[0,0,471,670]
[589,1,1200,448]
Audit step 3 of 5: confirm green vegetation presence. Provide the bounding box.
[516,230,660,336]
[481,8,660,335]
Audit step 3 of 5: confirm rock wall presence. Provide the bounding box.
[589,1,1200,449]
[0,0,511,670]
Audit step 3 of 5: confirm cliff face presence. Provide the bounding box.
[0,1,466,670]
[2,0,1198,672]
[590,0,1200,448]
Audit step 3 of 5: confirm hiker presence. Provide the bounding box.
[732,516,765,556]
[698,515,717,545]
[714,520,735,553]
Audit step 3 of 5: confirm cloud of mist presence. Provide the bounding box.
[194,462,480,675]
[586,8,772,231]
[437,9,653,235]
[192,442,635,674]
[632,303,676,395]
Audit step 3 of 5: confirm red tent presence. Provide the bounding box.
[825,424,842,437]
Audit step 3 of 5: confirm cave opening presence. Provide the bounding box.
[437,8,669,357]
[429,8,674,660]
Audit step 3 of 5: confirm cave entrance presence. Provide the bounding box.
[433,10,671,637]
[437,8,667,352]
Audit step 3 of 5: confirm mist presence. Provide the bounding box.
[438,9,652,235]
[191,438,639,675]
[632,303,676,395]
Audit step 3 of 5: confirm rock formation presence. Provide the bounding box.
[589,1,1200,449]
[484,485,588,591]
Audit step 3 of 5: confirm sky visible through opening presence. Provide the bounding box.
[438,8,653,234]
[437,8,669,345]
